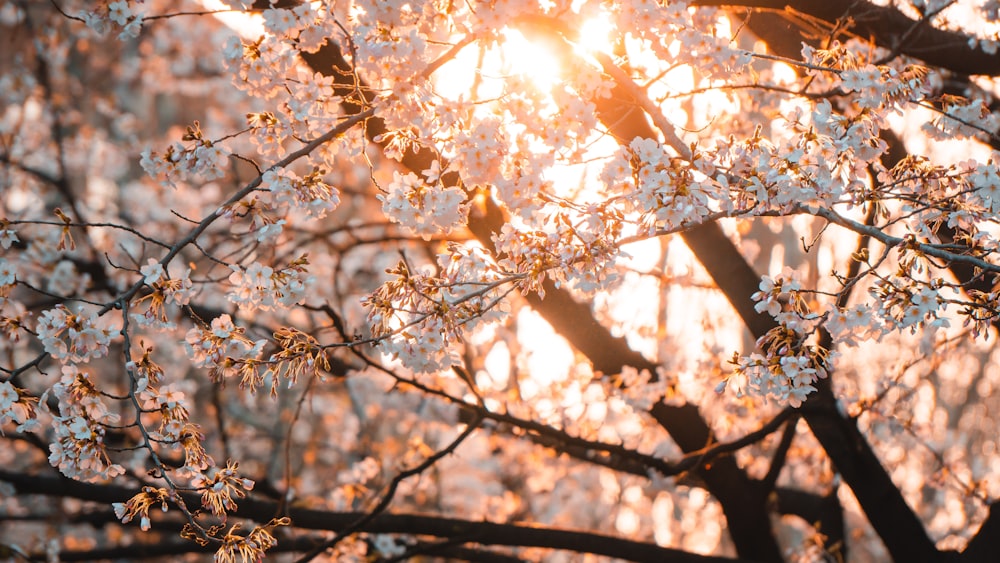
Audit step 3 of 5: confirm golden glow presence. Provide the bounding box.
[498,28,563,92]
[575,13,615,55]
[201,0,264,38]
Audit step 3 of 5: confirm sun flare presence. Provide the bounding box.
[576,13,616,55]
[497,27,564,91]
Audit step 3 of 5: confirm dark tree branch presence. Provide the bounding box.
[0,469,757,563]
[25,535,528,562]
[525,10,947,560]
[695,0,1000,76]
[300,23,784,562]
[735,12,945,561]
[761,416,798,492]
[293,415,483,562]
[459,403,796,481]
[774,486,846,560]
[387,540,530,563]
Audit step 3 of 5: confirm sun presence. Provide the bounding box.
[575,13,615,56]
[202,0,265,37]
[497,11,617,91]
[497,27,564,91]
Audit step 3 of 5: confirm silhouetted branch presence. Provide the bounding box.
[0,469,755,563]
[696,0,1000,76]
[761,416,798,492]
[298,22,784,561]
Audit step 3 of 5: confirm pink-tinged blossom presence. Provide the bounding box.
[107,1,131,26]
[726,350,827,407]
[184,315,265,382]
[378,171,469,238]
[227,257,314,311]
[140,259,165,284]
[453,119,505,186]
[968,158,1000,213]
[839,65,882,91]
[752,268,802,319]
[824,304,883,347]
[0,228,17,249]
[263,168,341,219]
[630,137,666,167]
[923,98,999,141]
[36,306,116,363]
[140,144,186,188]
[191,142,228,180]
[0,381,17,412]
[0,380,36,430]
[0,258,15,286]
[752,277,782,317]
[911,287,936,314]
[839,65,885,108]
[263,8,300,36]
[382,317,461,375]
[46,374,124,484]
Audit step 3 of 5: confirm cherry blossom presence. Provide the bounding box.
[36,306,116,364]
[3,0,1000,561]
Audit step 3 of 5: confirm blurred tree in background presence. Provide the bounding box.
[1,0,1000,561]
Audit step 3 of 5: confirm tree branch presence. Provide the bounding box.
[301,24,784,562]
[695,0,1000,76]
[0,469,755,563]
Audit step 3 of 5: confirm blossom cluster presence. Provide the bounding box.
[352,0,431,85]
[378,170,470,238]
[261,3,326,51]
[140,121,230,187]
[227,255,315,311]
[364,247,514,374]
[923,97,1000,141]
[134,259,195,328]
[871,277,951,333]
[35,305,116,364]
[625,137,723,231]
[365,264,469,374]
[722,269,829,407]
[135,380,214,470]
[824,304,884,347]
[44,366,125,482]
[191,460,255,517]
[184,314,266,385]
[493,203,624,295]
[0,380,38,432]
[79,0,142,39]
[222,32,299,99]
[263,166,341,219]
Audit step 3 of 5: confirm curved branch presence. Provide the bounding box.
[293,415,483,562]
[700,11,958,561]
[300,20,784,562]
[812,207,1000,274]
